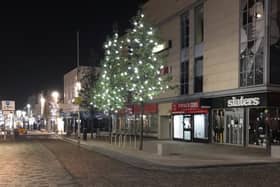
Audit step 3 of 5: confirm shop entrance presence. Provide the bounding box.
[183,115,192,141]
[225,108,244,145]
[212,108,244,145]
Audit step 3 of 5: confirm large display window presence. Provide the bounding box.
[249,108,280,147]
[194,114,208,139]
[212,108,244,145]
[173,114,208,141]
[174,115,184,139]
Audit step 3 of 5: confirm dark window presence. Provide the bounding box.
[181,12,189,49]
[195,4,204,45]
[270,0,280,84]
[180,61,189,95]
[194,57,203,93]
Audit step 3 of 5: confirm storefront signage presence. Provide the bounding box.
[1,100,15,111]
[172,101,208,114]
[227,96,260,107]
[133,103,158,114]
[118,104,158,115]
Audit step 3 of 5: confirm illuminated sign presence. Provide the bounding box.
[227,96,260,107]
[152,40,172,53]
[1,100,15,111]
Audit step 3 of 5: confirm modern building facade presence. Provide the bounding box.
[134,0,280,149]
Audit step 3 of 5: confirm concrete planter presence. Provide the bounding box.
[271,145,280,158]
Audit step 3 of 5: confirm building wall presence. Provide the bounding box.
[144,0,241,98]
[143,0,195,25]
[203,0,240,92]
[63,66,93,105]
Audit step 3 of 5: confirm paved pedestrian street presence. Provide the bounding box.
[1,138,280,186]
[0,140,78,187]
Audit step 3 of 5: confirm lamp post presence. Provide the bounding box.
[26,104,31,130]
[27,104,31,116]
[40,96,46,129]
[74,81,82,145]
[51,91,60,132]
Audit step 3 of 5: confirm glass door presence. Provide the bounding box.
[225,108,244,145]
[194,114,208,140]
[183,115,192,141]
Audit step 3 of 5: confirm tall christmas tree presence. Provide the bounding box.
[91,33,127,114]
[124,12,170,150]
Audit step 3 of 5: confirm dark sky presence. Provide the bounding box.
[0,0,144,109]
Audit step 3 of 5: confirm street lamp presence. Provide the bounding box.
[40,96,46,116]
[27,104,31,117]
[51,91,60,132]
[74,81,82,145]
[51,91,60,103]
[40,96,46,130]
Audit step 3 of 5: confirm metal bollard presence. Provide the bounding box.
[118,134,121,147]
[134,135,137,149]
[123,134,126,148]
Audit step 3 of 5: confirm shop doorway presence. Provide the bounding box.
[183,115,192,141]
[225,108,244,145]
[213,108,244,145]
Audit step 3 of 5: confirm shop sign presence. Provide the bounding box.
[1,100,15,111]
[118,104,157,114]
[227,96,261,107]
[172,101,208,114]
[133,103,158,114]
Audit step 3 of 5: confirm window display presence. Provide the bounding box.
[249,108,266,146]
[249,108,280,146]
[225,109,244,145]
[194,114,208,139]
[174,115,184,139]
[213,109,224,143]
[212,108,244,145]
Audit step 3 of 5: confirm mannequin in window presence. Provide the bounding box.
[214,110,224,143]
[218,110,224,143]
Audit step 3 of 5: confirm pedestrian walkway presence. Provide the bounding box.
[61,134,280,172]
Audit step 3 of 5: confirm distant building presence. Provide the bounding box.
[62,66,100,134]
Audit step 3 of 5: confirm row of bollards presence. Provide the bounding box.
[110,133,138,149]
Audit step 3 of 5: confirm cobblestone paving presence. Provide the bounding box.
[0,140,78,187]
[1,138,280,187]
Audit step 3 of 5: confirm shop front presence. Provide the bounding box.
[116,103,158,137]
[172,100,209,142]
[211,93,280,148]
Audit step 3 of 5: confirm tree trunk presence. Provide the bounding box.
[139,101,144,150]
[109,111,112,143]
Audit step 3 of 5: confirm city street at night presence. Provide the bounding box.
[0,135,280,186]
[2,0,280,186]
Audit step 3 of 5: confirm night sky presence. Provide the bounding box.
[0,0,144,109]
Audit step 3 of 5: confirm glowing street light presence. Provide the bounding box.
[51,91,60,103]
[40,96,46,116]
[26,104,31,117]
